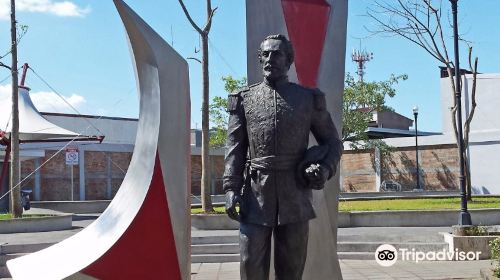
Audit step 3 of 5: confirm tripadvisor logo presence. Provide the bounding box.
[375,244,482,266]
[375,244,398,267]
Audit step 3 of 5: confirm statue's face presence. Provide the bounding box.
[260,39,289,81]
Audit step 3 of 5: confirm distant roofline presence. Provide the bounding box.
[41,112,138,122]
[367,127,440,138]
[355,108,413,122]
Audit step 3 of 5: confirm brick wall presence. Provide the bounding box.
[191,155,225,196]
[381,145,459,191]
[341,144,459,192]
[341,151,377,192]
[21,150,225,201]
[19,144,460,201]
[21,150,131,201]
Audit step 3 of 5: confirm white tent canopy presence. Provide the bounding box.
[0,87,88,142]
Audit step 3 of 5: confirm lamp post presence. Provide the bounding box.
[413,106,422,192]
[450,0,471,226]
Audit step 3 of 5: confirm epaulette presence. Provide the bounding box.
[227,86,250,112]
[227,92,241,112]
[312,88,326,111]
[248,82,260,89]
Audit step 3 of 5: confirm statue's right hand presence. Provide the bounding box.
[225,190,242,222]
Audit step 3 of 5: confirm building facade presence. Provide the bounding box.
[8,72,500,201]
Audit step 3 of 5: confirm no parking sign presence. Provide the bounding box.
[65,147,79,165]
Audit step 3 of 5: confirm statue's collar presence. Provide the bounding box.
[263,76,289,89]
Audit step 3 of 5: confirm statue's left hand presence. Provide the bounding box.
[225,190,242,222]
[304,163,329,187]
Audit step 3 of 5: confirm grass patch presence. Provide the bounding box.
[339,197,500,212]
[0,213,12,220]
[189,197,500,214]
[191,206,226,214]
[0,214,55,220]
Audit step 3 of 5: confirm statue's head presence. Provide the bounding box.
[258,34,294,82]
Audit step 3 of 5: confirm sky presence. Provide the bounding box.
[0,0,499,133]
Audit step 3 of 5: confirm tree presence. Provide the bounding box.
[209,76,247,148]
[0,24,28,70]
[367,0,478,199]
[211,74,405,155]
[178,0,217,213]
[4,0,22,217]
[343,72,407,154]
[1,19,28,217]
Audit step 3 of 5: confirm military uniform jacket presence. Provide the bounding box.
[223,79,342,226]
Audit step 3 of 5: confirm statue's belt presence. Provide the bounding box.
[247,155,302,171]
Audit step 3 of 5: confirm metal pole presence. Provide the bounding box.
[10,0,22,217]
[71,166,74,201]
[414,112,421,191]
[450,0,471,226]
[0,145,11,201]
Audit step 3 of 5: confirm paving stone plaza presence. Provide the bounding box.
[1,211,497,280]
[191,260,493,280]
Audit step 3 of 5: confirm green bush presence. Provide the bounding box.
[490,237,500,277]
[464,225,488,236]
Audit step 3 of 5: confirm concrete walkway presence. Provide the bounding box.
[192,260,493,280]
[1,260,493,280]
[1,211,497,280]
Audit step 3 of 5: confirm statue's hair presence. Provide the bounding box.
[258,34,294,65]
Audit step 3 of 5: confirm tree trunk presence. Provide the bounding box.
[10,0,22,218]
[464,151,472,201]
[177,0,215,213]
[200,33,213,213]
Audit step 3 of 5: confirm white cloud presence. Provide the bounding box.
[0,83,86,114]
[31,91,86,113]
[0,0,90,20]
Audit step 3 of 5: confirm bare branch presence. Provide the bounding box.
[203,0,217,33]
[397,0,447,63]
[187,57,202,64]
[178,0,203,35]
[0,24,28,60]
[366,0,449,63]
[432,5,452,64]
[464,47,478,148]
[0,61,11,70]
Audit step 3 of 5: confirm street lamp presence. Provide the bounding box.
[450,0,472,226]
[413,106,422,192]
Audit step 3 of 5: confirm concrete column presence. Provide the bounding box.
[106,153,112,199]
[210,155,216,194]
[0,162,9,211]
[79,148,85,201]
[34,158,41,201]
[375,147,381,192]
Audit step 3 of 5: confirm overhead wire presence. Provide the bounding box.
[0,74,11,84]
[30,68,134,172]
[208,37,239,77]
[0,119,105,202]
[0,67,135,203]
[28,67,105,136]
[29,68,131,176]
[1,66,24,132]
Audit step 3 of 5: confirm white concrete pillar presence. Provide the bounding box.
[106,153,112,199]
[375,147,381,192]
[79,148,85,201]
[34,158,41,201]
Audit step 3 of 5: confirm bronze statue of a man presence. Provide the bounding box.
[223,34,342,280]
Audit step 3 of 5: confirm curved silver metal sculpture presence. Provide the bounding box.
[7,1,191,279]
